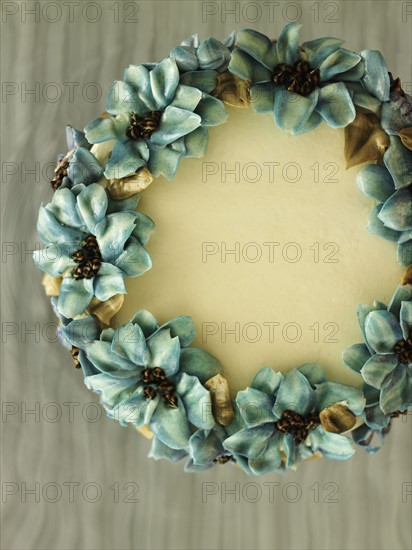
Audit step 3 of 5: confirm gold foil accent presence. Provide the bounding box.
[319,404,356,434]
[86,294,125,328]
[344,111,390,169]
[135,425,153,440]
[204,373,235,426]
[108,167,153,199]
[398,127,412,151]
[401,265,412,285]
[42,274,62,296]
[212,71,250,108]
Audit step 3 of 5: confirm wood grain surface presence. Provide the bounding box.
[1,1,411,549]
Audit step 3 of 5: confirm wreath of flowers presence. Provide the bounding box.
[34,24,412,475]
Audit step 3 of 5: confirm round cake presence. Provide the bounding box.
[34,25,412,475]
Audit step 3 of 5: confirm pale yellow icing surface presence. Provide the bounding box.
[114,106,403,395]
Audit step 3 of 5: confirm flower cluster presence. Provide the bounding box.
[82,311,221,451]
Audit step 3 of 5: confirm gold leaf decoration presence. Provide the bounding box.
[212,71,250,108]
[398,127,412,151]
[344,111,390,169]
[42,274,61,296]
[135,425,153,440]
[401,265,412,285]
[108,166,153,199]
[319,404,356,434]
[87,294,124,328]
[204,373,235,426]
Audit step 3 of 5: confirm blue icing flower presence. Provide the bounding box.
[343,284,412,428]
[84,58,228,181]
[170,32,235,93]
[33,183,154,318]
[51,125,103,191]
[356,163,412,267]
[82,310,221,450]
[222,366,364,475]
[228,25,363,134]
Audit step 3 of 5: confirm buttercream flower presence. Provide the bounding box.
[343,284,412,426]
[356,162,412,267]
[84,58,228,180]
[223,365,364,475]
[51,126,103,191]
[83,311,221,450]
[228,24,362,134]
[33,183,154,318]
[170,33,235,93]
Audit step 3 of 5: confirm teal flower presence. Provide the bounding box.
[170,33,235,93]
[343,284,412,426]
[356,163,412,267]
[228,25,362,134]
[51,126,103,191]
[222,365,364,475]
[33,183,154,318]
[84,58,228,180]
[83,311,221,450]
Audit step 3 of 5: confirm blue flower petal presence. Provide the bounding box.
[367,204,402,243]
[170,84,202,111]
[388,283,412,318]
[197,37,231,71]
[250,367,283,396]
[109,387,159,427]
[106,81,146,115]
[68,147,103,187]
[236,29,278,69]
[316,82,356,128]
[61,315,100,349]
[364,310,403,354]
[274,88,319,135]
[273,369,315,418]
[297,363,326,386]
[301,37,344,67]
[250,82,275,113]
[400,301,412,340]
[195,94,228,126]
[380,364,410,414]
[94,212,136,262]
[356,165,395,203]
[150,106,201,146]
[130,310,159,338]
[381,100,412,135]
[361,354,399,389]
[342,343,371,373]
[149,398,192,450]
[347,83,382,114]
[363,403,390,430]
[170,45,199,72]
[184,126,208,158]
[84,115,130,144]
[114,236,152,277]
[147,143,183,180]
[47,187,83,227]
[228,48,272,84]
[149,436,188,462]
[77,183,108,234]
[94,264,126,301]
[248,433,282,475]
[149,58,180,110]
[87,340,137,375]
[159,316,196,348]
[84,372,138,408]
[123,64,157,111]
[378,188,412,231]
[398,240,412,267]
[188,429,223,465]
[310,426,355,460]
[57,277,94,318]
[384,136,412,189]
[176,373,215,430]
[223,424,274,460]
[319,48,361,82]
[360,50,390,102]
[146,329,180,377]
[236,387,276,427]
[179,70,218,93]
[178,348,221,383]
[104,140,149,180]
[276,23,301,65]
[33,243,76,277]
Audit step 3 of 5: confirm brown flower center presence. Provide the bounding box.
[126,111,162,140]
[389,71,406,98]
[272,60,320,97]
[71,346,81,369]
[394,335,412,364]
[276,409,320,443]
[51,158,70,191]
[72,235,102,280]
[213,454,235,465]
[142,367,178,408]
